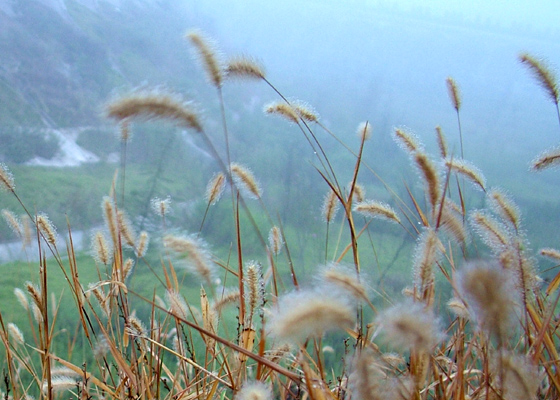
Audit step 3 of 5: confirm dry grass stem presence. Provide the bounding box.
[357,121,372,141]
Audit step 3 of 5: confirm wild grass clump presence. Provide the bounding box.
[0,31,560,400]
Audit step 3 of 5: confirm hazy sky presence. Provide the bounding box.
[378,0,560,30]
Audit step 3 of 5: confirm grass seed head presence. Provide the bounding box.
[353,200,400,224]
[445,158,486,191]
[456,261,517,339]
[320,264,368,302]
[435,125,448,158]
[2,209,22,239]
[151,196,172,217]
[91,231,112,265]
[322,189,340,223]
[269,289,354,343]
[206,172,226,205]
[446,76,462,111]
[186,29,223,88]
[106,92,203,132]
[376,300,444,352]
[519,52,559,104]
[393,127,422,154]
[357,121,372,141]
[264,101,300,124]
[7,323,24,346]
[268,226,283,256]
[36,213,57,246]
[415,152,441,212]
[236,381,273,400]
[531,146,560,171]
[0,163,14,192]
[231,163,262,199]
[163,235,215,285]
[225,56,265,80]
[135,231,149,258]
[488,188,520,231]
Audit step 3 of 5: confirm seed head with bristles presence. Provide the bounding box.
[393,127,422,154]
[357,121,372,141]
[236,381,273,400]
[540,247,560,262]
[244,261,265,321]
[445,158,486,191]
[322,189,340,223]
[151,196,171,217]
[8,323,24,346]
[435,125,448,159]
[0,163,14,192]
[165,289,188,320]
[205,172,226,205]
[186,29,223,88]
[519,52,559,104]
[319,264,368,302]
[415,152,441,212]
[14,288,29,311]
[225,56,265,80]
[353,200,400,224]
[446,77,462,111]
[231,163,261,199]
[264,101,300,124]
[292,100,319,122]
[531,146,560,171]
[117,209,136,247]
[106,92,203,132]
[269,289,354,343]
[163,234,215,285]
[36,213,57,246]
[268,226,283,256]
[413,228,440,293]
[349,182,366,203]
[488,188,520,231]
[2,209,22,238]
[91,231,112,265]
[470,210,510,252]
[375,300,443,352]
[455,261,517,339]
[135,231,149,258]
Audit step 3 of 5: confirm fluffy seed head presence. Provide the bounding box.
[456,261,517,339]
[135,231,149,258]
[117,209,136,247]
[43,377,77,394]
[106,92,203,132]
[357,121,372,141]
[269,289,354,343]
[165,289,188,320]
[186,29,223,87]
[292,101,319,122]
[519,52,559,104]
[0,164,14,192]
[499,353,541,400]
[445,158,486,191]
[264,101,299,124]
[8,323,24,345]
[376,300,443,351]
[2,209,22,238]
[435,125,448,158]
[268,226,283,256]
[540,247,560,261]
[322,189,340,223]
[488,188,520,231]
[225,56,265,80]
[151,196,171,217]
[236,381,273,400]
[14,288,29,311]
[470,210,510,252]
[531,146,560,171]
[353,200,400,223]
[36,213,57,246]
[393,127,422,154]
[320,264,368,301]
[163,234,215,285]
[349,182,366,203]
[102,197,118,246]
[413,228,440,293]
[231,163,261,199]
[91,231,112,265]
[205,172,226,205]
[439,202,468,245]
[446,77,462,111]
[244,261,265,321]
[416,152,441,212]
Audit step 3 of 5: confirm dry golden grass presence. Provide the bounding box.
[1,30,560,400]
